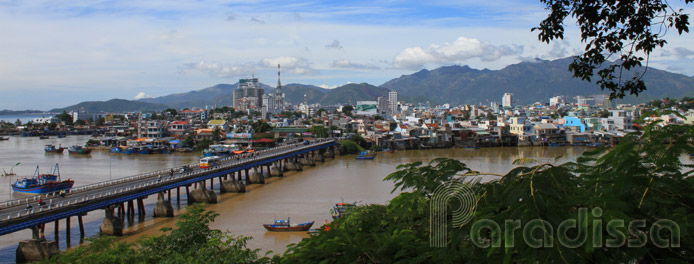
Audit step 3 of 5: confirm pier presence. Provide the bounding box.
[0,138,338,262]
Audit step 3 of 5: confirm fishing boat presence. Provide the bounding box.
[68,145,92,155]
[11,164,74,195]
[263,217,314,232]
[0,136,9,141]
[586,142,604,149]
[355,151,376,160]
[44,144,65,154]
[2,168,16,177]
[331,202,357,219]
[39,135,49,139]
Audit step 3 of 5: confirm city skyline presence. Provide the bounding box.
[1,0,693,110]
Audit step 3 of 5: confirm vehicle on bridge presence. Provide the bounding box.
[199,156,221,169]
[11,163,74,195]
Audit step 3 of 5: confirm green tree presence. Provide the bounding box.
[45,204,268,264]
[164,108,178,118]
[250,120,272,133]
[212,127,223,142]
[534,0,693,99]
[308,125,329,138]
[56,111,73,126]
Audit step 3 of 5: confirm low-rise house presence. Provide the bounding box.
[169,121,191,138]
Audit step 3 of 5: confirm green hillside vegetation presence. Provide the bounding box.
[380,58,694,105]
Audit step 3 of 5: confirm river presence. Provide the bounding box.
[0,135,586,262]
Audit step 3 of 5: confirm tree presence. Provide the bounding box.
[533,0,692,99]
[308,125,329,138]
[212,127,223,142]
[45,204,268,263]
[56,111,73,126]
[164,108,178,118]
[250,120,271,133]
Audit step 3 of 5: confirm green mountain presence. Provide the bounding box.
[317,83,391,105]
[274,84,329,105]
[380,57,694,105]
[50,99,168,113]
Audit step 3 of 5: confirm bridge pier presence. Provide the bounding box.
[188,184,217,204]
[269,162,283,177]
[300,153,315,166]
[153,192,174,217]
[16,237,59,263]
[100,207,124,236]
[220,176,246,193]
[313,152,325,162]
[248,167,265,184]
[324,148,335,158]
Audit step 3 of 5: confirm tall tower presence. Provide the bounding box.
[274,64,284,113]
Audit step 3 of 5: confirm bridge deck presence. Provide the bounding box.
[0,139,337,236]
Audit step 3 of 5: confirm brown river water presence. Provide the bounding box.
[0,135,585,261]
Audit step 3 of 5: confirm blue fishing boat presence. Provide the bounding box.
[355,151,375,160]
[263,217,314,231]
[11,164,74,195]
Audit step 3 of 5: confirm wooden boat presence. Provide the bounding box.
[39,135,49,139]
[355,151,376,160]
[0,136,9,141]
[68,145,92,155]
[586,142,604,149]
[331,202,357,219]
[44,144,65,154]
[11,164,74,195]
[263,218,314,232]
[382,148,394,153]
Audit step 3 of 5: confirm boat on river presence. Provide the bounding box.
[331,202,357,219]
[263,217,314,232]
[44,144,65,153]
[11,163,74,195]
[68,145,92,155]
[0,136,9,141]
[355,151,376,160]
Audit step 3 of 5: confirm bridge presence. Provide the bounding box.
[0,138,339,262]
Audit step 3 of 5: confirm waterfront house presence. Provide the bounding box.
[168,121,191,138]
[207,119,229,132]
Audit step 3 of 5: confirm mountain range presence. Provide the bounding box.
[47,57,694,113]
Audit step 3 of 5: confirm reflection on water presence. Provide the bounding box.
[0,136,586,260]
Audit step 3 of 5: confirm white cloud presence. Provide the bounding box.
[330,59,380,70]
[393,37,522,69]
[259,56,317,75]
[325,40,343,49]
[133,92,152,100]
[180,61,256,78]
[319,84,338,89]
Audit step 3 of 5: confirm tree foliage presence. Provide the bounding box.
[44,204,268,264]
[281,123,694,263]
[533,0,692,99]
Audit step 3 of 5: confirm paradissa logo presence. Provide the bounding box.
[469,207,680,249]
[430,180,680,249]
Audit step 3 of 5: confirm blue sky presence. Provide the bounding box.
[1,0,692,110]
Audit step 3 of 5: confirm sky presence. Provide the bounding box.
[1,0,693,111]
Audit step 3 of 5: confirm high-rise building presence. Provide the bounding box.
[549,96,565,107]
[377,96,389,115]
[502,93,513,108]
[388,90,398,115]
[233,77,264,112]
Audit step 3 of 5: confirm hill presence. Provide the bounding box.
[50,99,169,113]
[380,57,694,105]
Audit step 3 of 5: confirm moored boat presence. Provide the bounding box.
[44,144,65,154]
[11,163,74,195]
[68,145,92,155]
[331,202,357,219]
[263,218,314,232]
[355,151,376,160]
[0,136,9,141]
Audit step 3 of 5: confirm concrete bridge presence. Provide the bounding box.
[0,138,339,262]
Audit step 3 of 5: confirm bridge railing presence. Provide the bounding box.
[0,139,336,214]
